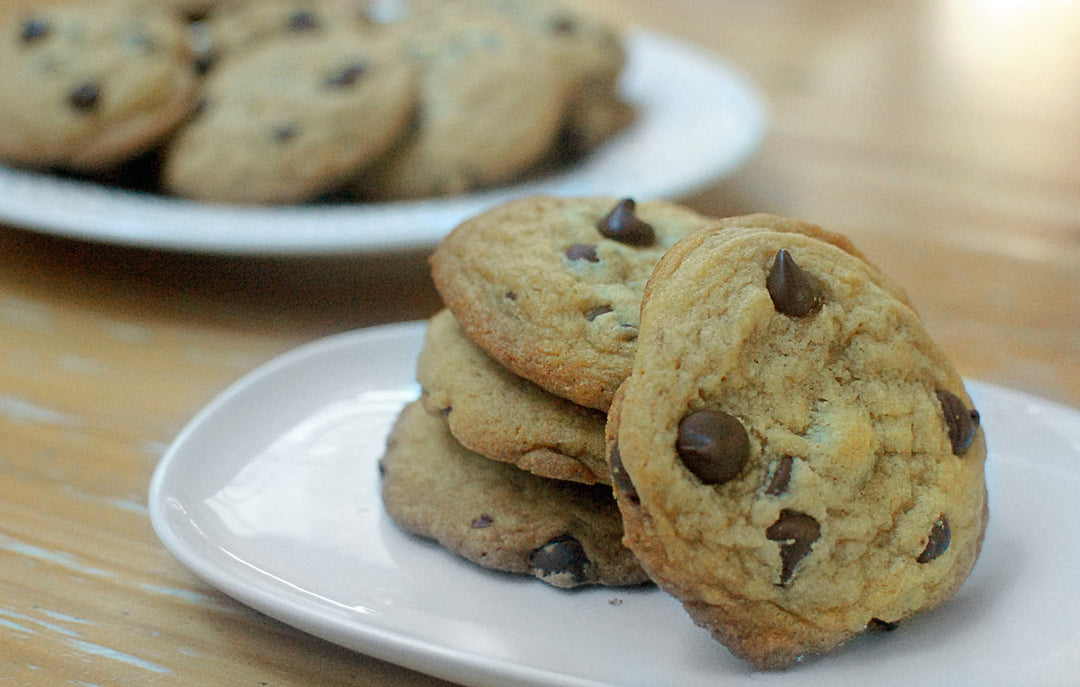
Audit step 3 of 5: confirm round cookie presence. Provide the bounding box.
[0,0,201,172]
[475,0,632,154]
[417,309,609,485]
[380,401,648,588]
[369,0,630,158]
[163,29,415,204]
[429,195,715,411]
[351,11,567,199]
[607,224,988,669]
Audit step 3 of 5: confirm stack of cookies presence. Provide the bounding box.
[380,195,990,669]
[380,195,715,588]
[0,0,632,204]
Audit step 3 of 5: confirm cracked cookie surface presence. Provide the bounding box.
[429,195,714,411]
[607,222,988,669]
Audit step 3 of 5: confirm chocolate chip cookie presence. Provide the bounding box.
[163,28,415,203]
[429,195,716,411]
[351,10,567,199]
[0,0,200,172]
[418,0,632,155]
[608,223,988,669]
[417,309,609,485]
[380,401,647,588]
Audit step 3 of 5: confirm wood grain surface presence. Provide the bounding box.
[1,0,1077,684]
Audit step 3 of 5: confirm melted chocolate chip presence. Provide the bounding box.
[325,63,366,89]
[867,618,900,632]
[471,514,493,529]
[20,18,49,43]
[565,243,599,262]
[765,456,795,495]
[609,441,639,504]
[287,10,319,31]
[597,198,655,247]
[584,305,613,321]
[765,510,821,585]
[936,390,980,456]
[676,410,750,485]
[917,515,950,564]
[68,82,101,113]
[530,534,589,584]
[766,249,827,317]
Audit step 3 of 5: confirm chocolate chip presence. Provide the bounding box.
[325,63,366,89]
[68,82,100,113]
[193,52,216,75]
[471,514,493,529]
[765,456,795,495]
[272,124,297,142]
[766,249,826,317]
[765,509,821,585]
[20,18,49,43]
[936,390,980,456]
[609,441,639,504]
[504,291,517,301]
[530,534,589,584]
[597,198,655,247]
[584,305,613,321]
[916,515,950,564]
[676,410,750,485]
[548,15,578,36]
[867,618,900,632]
[565,243,599,262]
[287,10,319,31]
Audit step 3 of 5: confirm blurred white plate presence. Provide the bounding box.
[150,321,1080,687]
[0,30,766,255]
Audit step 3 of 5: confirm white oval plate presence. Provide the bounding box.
[0,30,766,255]
[149,321,1080,687]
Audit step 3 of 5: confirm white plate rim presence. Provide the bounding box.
[149,320,1080,687]
[0,29,768,256]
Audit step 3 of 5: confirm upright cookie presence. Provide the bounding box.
[351,11,567,199]
[417,309,609,485]
[380,401,647,588]
[0,0,200,172]
[429,195,715,411]
[608,224,988,668]
[163,29,415,203]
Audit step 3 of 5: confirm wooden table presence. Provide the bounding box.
[2,1,1078,684]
